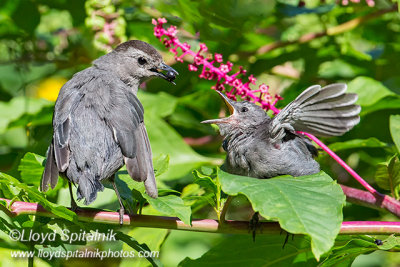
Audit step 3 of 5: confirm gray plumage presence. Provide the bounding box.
[41,40,178,216]
[202,83,360,178]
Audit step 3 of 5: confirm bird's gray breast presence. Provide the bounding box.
[223,132,253,176]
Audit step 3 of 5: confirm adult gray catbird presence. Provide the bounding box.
[202,83,360,178]
[40,40,178,224]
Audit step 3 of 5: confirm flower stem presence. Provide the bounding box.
[299,132,381,196]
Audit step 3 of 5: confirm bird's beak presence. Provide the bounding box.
[152,62,179,85]
[201,91,237,124]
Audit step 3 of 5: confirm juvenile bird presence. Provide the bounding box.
[202,83,360,178]
[41,40,178,224]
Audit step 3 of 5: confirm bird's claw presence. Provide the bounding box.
[249,212,261,242]
[280,229,295,249]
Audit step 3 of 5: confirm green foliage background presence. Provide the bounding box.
[0,0,400,266]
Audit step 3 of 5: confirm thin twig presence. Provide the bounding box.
[256,5,398,55]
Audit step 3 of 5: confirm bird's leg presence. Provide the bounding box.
[111,178,125,225]
[280,229,295,249]
[249,211,261,242]
[68,181,79,212]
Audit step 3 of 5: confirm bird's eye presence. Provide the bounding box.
[241,107,249,112]
[138,57,147,65]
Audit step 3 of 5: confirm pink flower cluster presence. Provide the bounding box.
[341,0,375,7]
[152,18,281,114]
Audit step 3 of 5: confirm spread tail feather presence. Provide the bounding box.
[76,171,104,205]
[41,142,59,192]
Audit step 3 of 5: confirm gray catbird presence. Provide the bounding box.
[202,83,360,178]
[41,40,178,224]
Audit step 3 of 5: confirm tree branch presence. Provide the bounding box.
[2,198,400,235]
[341,184,400,217]
[257,5,398,55]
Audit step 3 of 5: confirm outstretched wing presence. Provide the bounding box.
[270,83,360,143]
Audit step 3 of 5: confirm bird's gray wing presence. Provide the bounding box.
[106,89,157,198]
[124,123,158,198]
[270,83,360,143]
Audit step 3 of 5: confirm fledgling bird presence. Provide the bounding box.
[202,83,360,178]
[40,40,178,224]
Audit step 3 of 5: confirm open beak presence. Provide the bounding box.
[201,91,237,124]
[152,62,179,85]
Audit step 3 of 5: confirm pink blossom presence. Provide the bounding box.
[188,64,198,71]
[215,54,223,62]
[152,18,281,114]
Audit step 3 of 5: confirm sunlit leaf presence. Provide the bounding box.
[347,77,395,107]
[374,155,400,199]
[180,235,317,266]
[218,169,345,260]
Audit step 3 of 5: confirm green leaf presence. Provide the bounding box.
[374,155,400,199]
[0,97,53,134]
[122,228,168,267]
[138,91,218,180]
[347,77,395,107]
[390,115,400,153]
[144,194,192,226]
[115,231,161,267]
[193,169,218,194]
[218,169,345,260]
[153,154,170,177]
[320,235,400,266]
[145,114,216,180]
[0,172,79,224]
[17,152,45,186]
[180,234,317,266]
[328,138,388,152]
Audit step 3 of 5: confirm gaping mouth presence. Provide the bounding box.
[201,91,237,124]
[151,63,179,85]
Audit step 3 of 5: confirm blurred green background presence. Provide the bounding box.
[1,0,400,266]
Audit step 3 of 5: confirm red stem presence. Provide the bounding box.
[299,132,382,196]
[1,199,400,234]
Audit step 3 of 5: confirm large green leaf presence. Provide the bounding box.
[328,138,388,152]
[374,155,400,199]
[180,234,317,266]
[139,91,218,180]
[390,115,400,153]
[218,169,346,260]
[347,77,395,107]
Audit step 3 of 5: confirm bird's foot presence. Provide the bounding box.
[69,199,80,212]
[280,229,295,249]
[249,212,261,242]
